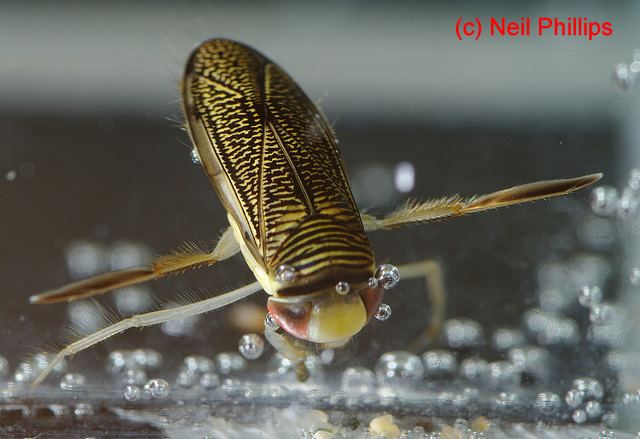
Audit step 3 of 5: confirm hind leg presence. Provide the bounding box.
[30,227,240,304]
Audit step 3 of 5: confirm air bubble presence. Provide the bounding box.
[622,392,640,405]
[613,63,632,91]
[59,373,86,390]
[534,392,561,415]
[0,355,8,380]
[5,170,16,181]
[572,409,587,424]
[375,351,424,386]
[264,313,279,330]
[341,367,375,393]
[124,384,141,401]
[508,346,551,381]
[14,362,36,383]
[375,303,392,321]
[494,392,520,409]
[578,285,603,307]
[492,328,525,351]
[67,301,104,334]
[215,352,247,375]
[524,309,578,345]
[65,240,108,279]
[487,361,519,387]
[177,370,198,388]
[190,148,201,164]
[422,350,457,378]
[630,267,640,285]
[367,277,378,288]
[109,241,152,271]
[275,265,296,284]
[199,372,220,389]
[335,281,350,295]
[144,378,170,399]
[591,186,619,216]
[32,353,67,375]
[182,355,214,374]
[565,388,583,408]
[629,168,640,190]
[585,400,602,419]
[375,264,400,289]
[617,190,639,221]
[319,349,335,365]
[589,303,616,325]
[160,303,199,336]
[394,161,415,193]
[442,318,484,348]
[572,377,604,400]
[120,367,147,386]
[459,357,489,382]
[107,350,136,375]
[115,286,153,315]
[238,333,265,360]
[132,348,162,370]
[73,403,94,417]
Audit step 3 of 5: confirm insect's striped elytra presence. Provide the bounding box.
[28,38,601,387]
[182,39,377,301]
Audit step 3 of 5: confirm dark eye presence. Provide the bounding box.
[266,298,312,339]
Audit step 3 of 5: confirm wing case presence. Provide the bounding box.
[182,39,374,291]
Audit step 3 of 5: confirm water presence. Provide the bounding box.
[2,13,637,435]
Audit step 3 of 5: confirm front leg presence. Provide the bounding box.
[263,321,313,382]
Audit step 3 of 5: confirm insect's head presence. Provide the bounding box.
[266,264,399,344]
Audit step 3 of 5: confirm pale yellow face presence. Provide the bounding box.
[306,291,367,343]
[266,280,384,345]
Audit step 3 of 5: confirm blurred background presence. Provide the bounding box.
[1,0,640,435]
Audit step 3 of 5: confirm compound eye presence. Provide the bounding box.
[359,285,385,320]
[266,298,312,339]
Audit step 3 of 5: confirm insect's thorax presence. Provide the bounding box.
[229,211,375,298]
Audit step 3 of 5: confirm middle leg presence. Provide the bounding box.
[395,259,447,353]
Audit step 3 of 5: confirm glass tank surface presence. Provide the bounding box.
[1,1,640,438]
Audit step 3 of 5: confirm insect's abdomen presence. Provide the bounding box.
[182,39,374,291]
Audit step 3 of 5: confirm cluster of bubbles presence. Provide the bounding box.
[8,168,639,435]
[566,378,604,424]
[10,353,68,384]
[103,349,168,401]
[590,169,640,224]
[613,50,640,91]
[112,347,265,401]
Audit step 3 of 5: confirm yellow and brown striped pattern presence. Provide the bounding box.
[182,39,374,294]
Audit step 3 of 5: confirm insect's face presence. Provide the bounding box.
[267,281,385,344]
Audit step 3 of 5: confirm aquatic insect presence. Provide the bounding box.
[29,39,601,385]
